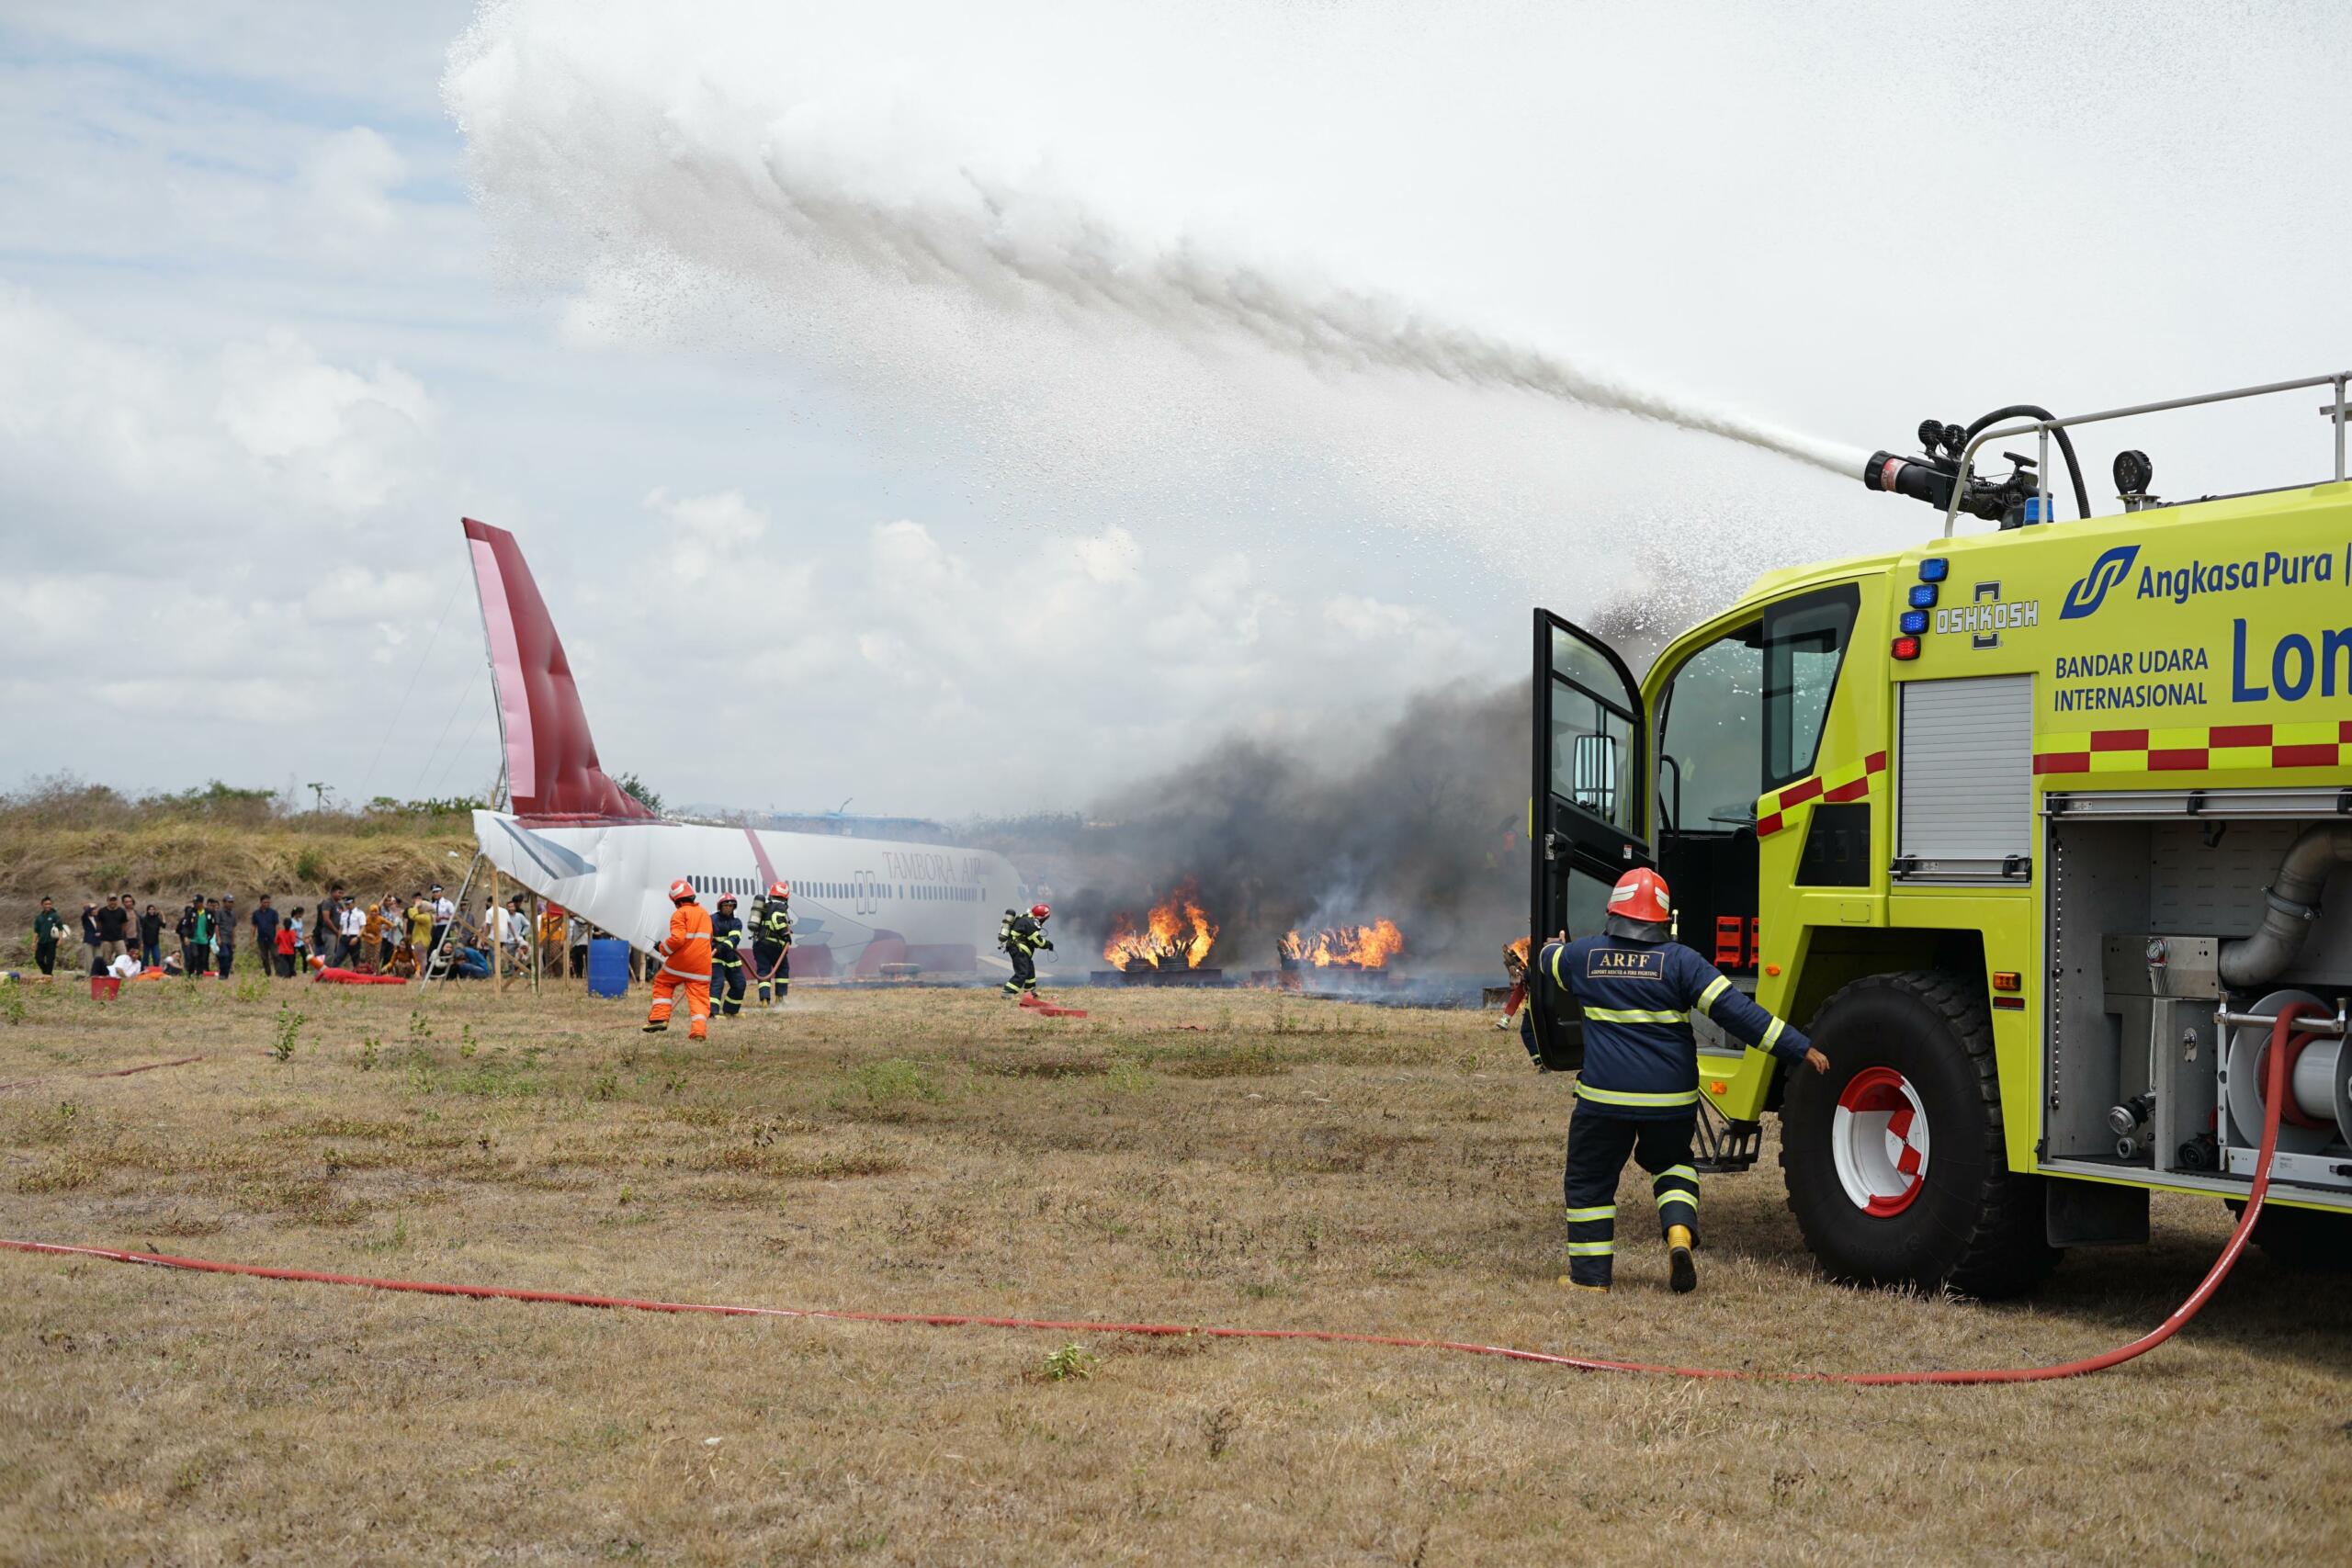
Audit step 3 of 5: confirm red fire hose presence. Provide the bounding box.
[0,1007,2316,1385]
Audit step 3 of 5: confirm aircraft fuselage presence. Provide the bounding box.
[473,811,1022,977]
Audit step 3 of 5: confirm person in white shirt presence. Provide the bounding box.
[430,885,456,955]
[497,896,530,974]
[108,952,141,980]
[338,899,366,966]
[479,899,515,975]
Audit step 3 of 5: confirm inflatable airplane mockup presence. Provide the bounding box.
[461,518,1022,977]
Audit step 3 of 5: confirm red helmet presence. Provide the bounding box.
[1030,903,1051,919]
[1607,867,1671,925]
[668,878,695,903]
[768,881,790,899]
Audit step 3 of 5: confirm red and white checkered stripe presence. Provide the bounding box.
[2033,720,2352,775]
[1756,751,1888,840]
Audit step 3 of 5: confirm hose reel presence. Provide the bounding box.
[2222,989,2352,1154]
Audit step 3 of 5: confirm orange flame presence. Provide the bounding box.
[1280,919,1405,969]
[1102,881,1219,970]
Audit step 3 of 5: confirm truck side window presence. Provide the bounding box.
[1762,585,1860,791]
[1656,621,1764,831]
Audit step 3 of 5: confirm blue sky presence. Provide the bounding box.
[5,2,2348,815]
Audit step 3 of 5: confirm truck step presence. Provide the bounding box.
[1694,1115,1763,1175]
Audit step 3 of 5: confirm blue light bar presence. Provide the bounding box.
[1907,584,1939,609]
[1900,609,1929,635]
[1918,558,1950,582]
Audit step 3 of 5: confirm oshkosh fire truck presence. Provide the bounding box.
[1530,373,2352,1295]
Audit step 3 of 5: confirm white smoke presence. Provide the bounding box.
[444,1,1867,588]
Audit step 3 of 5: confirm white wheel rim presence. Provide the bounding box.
[1831,1066,1930,1217]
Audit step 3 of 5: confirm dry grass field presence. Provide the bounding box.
[3,974,2347,1564]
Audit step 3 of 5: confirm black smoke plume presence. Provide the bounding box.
[1062,681,1529,971]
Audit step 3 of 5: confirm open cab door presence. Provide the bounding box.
[1529,609,1651,1070]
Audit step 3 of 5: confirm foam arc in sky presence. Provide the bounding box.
[444,0,1868,502]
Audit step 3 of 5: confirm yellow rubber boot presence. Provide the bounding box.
[1666,1224,1697,1294]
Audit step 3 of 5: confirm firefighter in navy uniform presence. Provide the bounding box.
[1001,903,1052,997]
[709,894,747,1019]
[751,883,793,1007]
[1541,868,1827,1295]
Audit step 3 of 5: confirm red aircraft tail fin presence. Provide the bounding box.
[461,518,656,824]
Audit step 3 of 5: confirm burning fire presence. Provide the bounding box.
[1102,882,1219,970]
[1281,919,1405,969]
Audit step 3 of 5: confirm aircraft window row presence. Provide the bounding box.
[687,875,981,904]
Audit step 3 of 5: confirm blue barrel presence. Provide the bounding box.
[586,939,633,998]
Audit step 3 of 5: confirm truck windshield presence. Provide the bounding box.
[1657,621,1764,832]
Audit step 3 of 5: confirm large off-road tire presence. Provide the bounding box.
[1781,971,2060,1299]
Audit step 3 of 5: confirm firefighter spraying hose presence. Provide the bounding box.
[751,882,792,1007]
[709,894,746,1019]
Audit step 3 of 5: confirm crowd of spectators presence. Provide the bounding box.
[25,883,611,985]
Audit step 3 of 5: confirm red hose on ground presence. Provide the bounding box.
[0,1055,205,1094]
[0,1009,2311,1385]
[312,967,410,986]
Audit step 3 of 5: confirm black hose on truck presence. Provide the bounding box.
[2219,823,2352,987]
[1959,403,2093,520]
[1860,400,2094,524]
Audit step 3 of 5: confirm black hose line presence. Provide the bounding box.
[1962,403,2093,520]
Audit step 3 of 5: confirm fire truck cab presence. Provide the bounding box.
[1531,374,2352,1296]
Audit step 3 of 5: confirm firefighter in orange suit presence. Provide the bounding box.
[644,879,713,1040]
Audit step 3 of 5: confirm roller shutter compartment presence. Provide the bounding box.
[1895,673,2033,883]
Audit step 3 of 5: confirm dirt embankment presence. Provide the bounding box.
[0,782,473,966]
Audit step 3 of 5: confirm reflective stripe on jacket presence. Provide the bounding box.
[1539,934,1811,1119]
[655,903,714,980]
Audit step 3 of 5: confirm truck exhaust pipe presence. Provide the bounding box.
[2217,823,2352,987]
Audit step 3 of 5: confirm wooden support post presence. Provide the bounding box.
[490,867,503,984]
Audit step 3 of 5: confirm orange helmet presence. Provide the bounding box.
[768,881,790,899]
[668,878,696,903]
[1607,867,1671,926]
[1030,903,1051,919]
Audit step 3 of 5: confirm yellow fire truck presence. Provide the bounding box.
[1530,373,2352,1296]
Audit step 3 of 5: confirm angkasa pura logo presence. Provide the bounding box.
[2060,544,2140,620]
